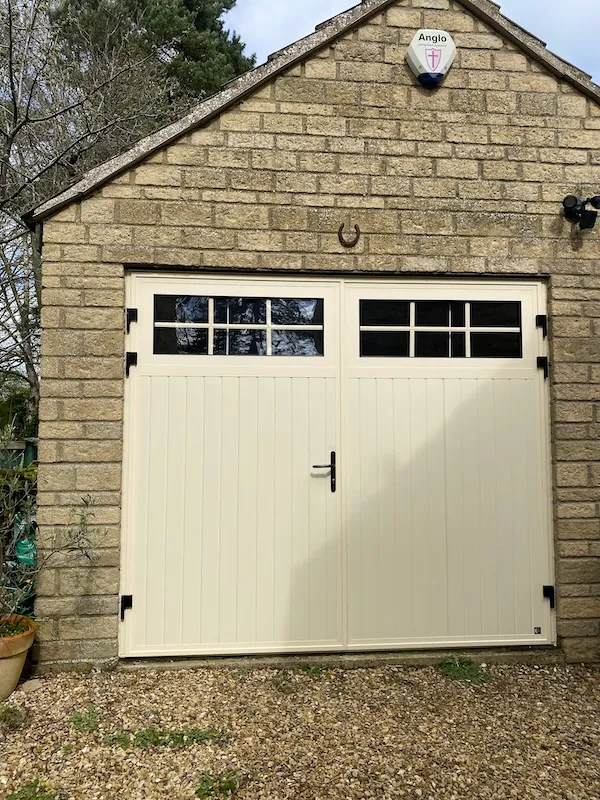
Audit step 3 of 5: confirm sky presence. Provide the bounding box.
[225,0,600,84]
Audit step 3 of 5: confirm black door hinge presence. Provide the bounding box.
[543,585,555,609]
[536,314,548,338]
[125,352,138,377]
[126,308,138,333]
[120,594,133,621]
[537,356,550,379]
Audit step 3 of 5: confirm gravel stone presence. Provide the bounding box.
[1,665,599,799]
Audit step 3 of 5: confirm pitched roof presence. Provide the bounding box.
[26,0,600,224]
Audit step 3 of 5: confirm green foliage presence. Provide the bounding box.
[53,0,255,102]
[195,771,246,798]
[299,664,327,679]
[0,387,35,440]
[7,780,57,800]
[71,703,99,733]
[104,726,224,748]
[0,703,28,731]
[0,618,30,637]
[437,658,489,685]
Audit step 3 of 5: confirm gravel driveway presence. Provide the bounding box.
[1,664,599,799]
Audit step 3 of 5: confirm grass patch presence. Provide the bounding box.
[103,727,224,749]
[195,771,247,798]
[271,669,298,694]
[437,658,488,685]
[298,664,327,679]
[71,703,98,733]
[8,780,57,800]
[0,704,27,731]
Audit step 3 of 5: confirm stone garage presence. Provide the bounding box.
[26,0,600,669]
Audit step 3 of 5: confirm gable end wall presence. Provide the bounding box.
[36,0,600,668]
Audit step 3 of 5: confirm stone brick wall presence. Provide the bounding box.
[36,0,600,668]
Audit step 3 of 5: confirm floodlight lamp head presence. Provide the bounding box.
[562,195,598,229]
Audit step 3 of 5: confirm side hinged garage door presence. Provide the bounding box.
[120,275,554,657]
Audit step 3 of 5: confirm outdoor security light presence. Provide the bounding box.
[563,195,600,230]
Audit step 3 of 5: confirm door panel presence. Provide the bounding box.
[343,282,554,649]
[121,277,342,657]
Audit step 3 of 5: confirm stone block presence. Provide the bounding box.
[81,197,116,224]
[59,567,119,596]
[557,519,600,540]
[58,616,118,640]
[558,559,600,584]
[561,637,600,663]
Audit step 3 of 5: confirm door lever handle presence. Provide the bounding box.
[312,451,336,493]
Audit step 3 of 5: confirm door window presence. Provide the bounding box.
[154,295,324,356]
[360,300,522,358]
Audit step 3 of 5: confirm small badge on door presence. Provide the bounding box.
[534,627,542,635]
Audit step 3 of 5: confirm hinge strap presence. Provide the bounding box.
[126,308,138,333]
[125,352,138,377]
[120,595,133,621]
[543,585,555,609]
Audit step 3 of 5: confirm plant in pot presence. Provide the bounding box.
[1,426,92,699]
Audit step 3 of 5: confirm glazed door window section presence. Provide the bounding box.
[154,295,324,357]
[360,300,522,358]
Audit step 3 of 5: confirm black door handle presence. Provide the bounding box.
[312,451,336,493]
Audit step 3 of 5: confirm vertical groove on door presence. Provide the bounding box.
[165,377,186,646]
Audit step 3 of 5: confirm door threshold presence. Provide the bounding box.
[119,645,564,673]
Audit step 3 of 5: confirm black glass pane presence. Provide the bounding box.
[451,302,466,328]
[471,333,522,358]
[451,333,466,358]
[471,302,521,328]
[154,295,208,324]
[154,327,208,355]
[272,299,323,326]
[415,301,450,327]
[360,300,410,327]
[214,329,267,356]
[361,331,409,357]
[272,330,324,356]
[416,332,450,358]
[214,298,266,325]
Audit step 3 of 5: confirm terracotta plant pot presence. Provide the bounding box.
[0,614,37,701]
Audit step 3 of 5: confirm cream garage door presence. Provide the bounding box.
[120,275,554,657]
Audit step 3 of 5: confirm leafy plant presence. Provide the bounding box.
[103,726,224,749]
[8,780,57,800]
[1,424,93,620]
[71,703,99,733]
[0,703,27,730]
[437,658,488,685]
[195,771,246,798]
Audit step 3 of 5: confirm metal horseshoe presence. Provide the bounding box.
[338,223,361,248]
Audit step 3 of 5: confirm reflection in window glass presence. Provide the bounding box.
[360,300,410,327]
[415,332,450,358]
[154,295,208,324]
[272,299,323,326]
[214,298,266,325]
[415,301,450,327]
[361,331,410,357]
[272,330,324,357]
[471,302,521,328]
[451,302,466,328]
[451,333,466,358]
[154,327,208,355]
[471,333,522,358]
[214,330,267,356]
